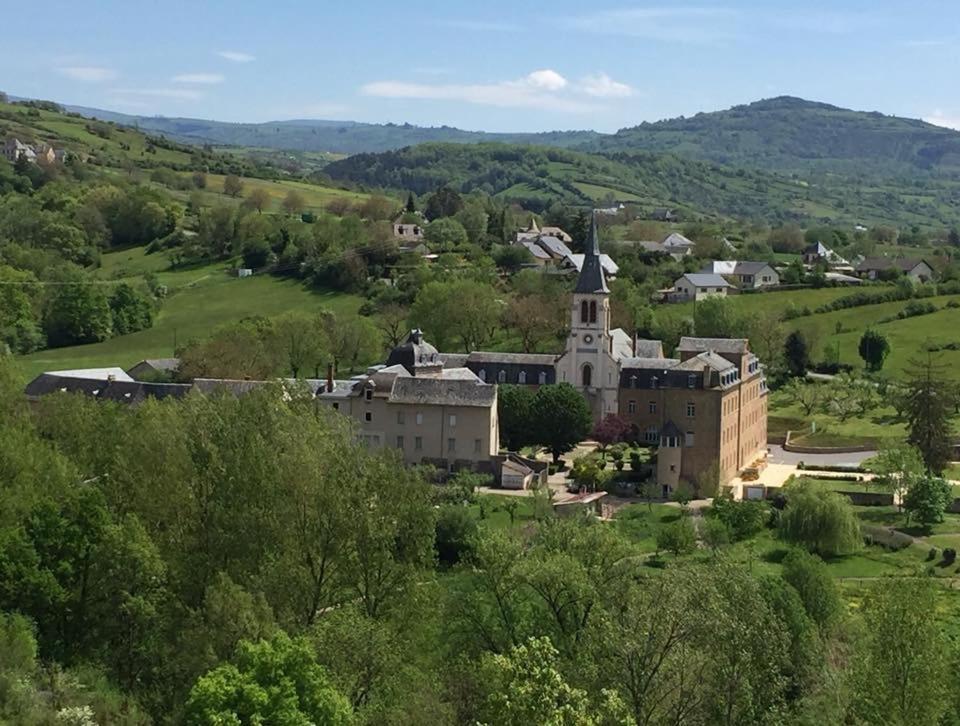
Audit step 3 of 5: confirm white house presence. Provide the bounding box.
[700,261,779,289]
[670,273,732,302]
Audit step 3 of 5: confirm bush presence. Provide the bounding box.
[944,548,957,565]
[434,505,477,568]
[656,517,696,557]
[927,547,938,562]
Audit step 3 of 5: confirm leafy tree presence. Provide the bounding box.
[455,203,489,245]
[702,517,730,553]
[781,548,842,630]
[826,373,880,421]
[281,190,306,216]
[327,313,380,374]
[503,292,566,352]
[903,475,953,530]
[694,296,744,338]
[710,493,768,540]
[590,414,629,451]
[904,353,955,474]
[570,456,608,492]
[497,384,537,451]
[858,328,889,372]
[871,443,924,511]
[108,282,153,336]
[782,378,823,416]
[850,580,949,725]
[245,187,271,213]
[423,217,468,251]
[359,195,396,221]
[779,482,861,556]
[434,505,477,568]
[270,311,330,379]
[184,632,352,725]
[222,174,244,198]
[241,237,272,269]
[44,281,113,347]
[0,265,44,353]
[784,330,810,377]
[424,186,463,220]
[531,384,592,463]
[410,280,500,352]
[657,517,696,556]
[404,192,416,213]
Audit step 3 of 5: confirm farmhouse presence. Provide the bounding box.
[126,358,181,379]
[392,217,424,241]
[670,273,732,302]
[855,257,934,283]
[802,240,850,269]
[700,261,780,289]
[3,137,64,164]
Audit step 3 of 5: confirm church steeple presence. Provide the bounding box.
[574,212,608,294]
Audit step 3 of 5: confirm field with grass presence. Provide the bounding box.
[194,173,376,213]
[17,247,363,380]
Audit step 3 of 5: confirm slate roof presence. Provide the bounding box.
[678,273,731,288]
[437,353,469,368]
[565,253,619,276]
[733,261,775,275]
[676,337,749,354]
[521,240,551,260]
[535,235,574,259]
[48,367,133,382]
[386,329,443,374]
[662,233,696,248]
[466,351,557,365]
[855,257,929,273]
[633,339,665,358]
[25,374,191,403]
[191,378,269,396]
[574,214,609,294]
[611,328,634,360]
[620,357,680,371]
[127,358,180,375]
[388,377,497,407]
[676,351,736,372]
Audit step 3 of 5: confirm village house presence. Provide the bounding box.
[126,358,181,379]
[3,137,64,164]
[700,261,780,289]
[629,232,696,261]
[802,240,851,270]
[670,273,732,302]
[392,216,424,242]
[854,257,935,283]
[515,218,573,244]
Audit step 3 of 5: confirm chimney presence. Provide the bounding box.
[107,374,116,382]
[326,363,334,393]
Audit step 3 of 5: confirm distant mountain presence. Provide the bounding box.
[63,105,601,154]
[579,96,960,175]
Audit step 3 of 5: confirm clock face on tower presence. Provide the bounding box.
[583,334,594,344]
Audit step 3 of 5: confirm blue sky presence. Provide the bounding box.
[2,0,959,132]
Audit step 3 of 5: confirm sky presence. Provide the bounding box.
[2,0,959,133]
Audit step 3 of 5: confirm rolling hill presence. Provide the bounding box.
[581,96,960,176]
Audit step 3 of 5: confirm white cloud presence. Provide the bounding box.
[217,50,255,63]
[578,73,632,98]
[524,69,567,91]
[172,73,225,84]
[925,111,960,131]
[110,88,204,101]
[559,7,736,44]
[56,66,117,82]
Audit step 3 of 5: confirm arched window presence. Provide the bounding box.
[580,300,589,323]
[589,300,597,323]
[498,370,506,384]
[478,369,486,382]
[518,371,527,384]
[582,363,592,387]
[538,371,547,385]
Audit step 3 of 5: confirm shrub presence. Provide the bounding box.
[656,517,696,557]
[927,547,938,562]
[943,548,957,565]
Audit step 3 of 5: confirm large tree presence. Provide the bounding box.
[410,280,500,353]
[784,330,811,377]
[424,186,463,220]
[858,328,890,372]
[903,475,953,530]
[904,353,955,474]
[497,384,537,451]
[44,280,113,347]
[779,481,861,556]
[531,383,592,463]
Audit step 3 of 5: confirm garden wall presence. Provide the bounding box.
[783,430,875,454]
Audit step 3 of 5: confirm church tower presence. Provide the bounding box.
[555,214,620,420]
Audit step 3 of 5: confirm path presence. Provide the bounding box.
[768,444,877,467]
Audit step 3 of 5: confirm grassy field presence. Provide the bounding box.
[18,249,363,380]
[193,173,376,213]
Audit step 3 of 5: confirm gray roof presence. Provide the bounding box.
[315,379,360,399]
[733,261,775,275]
[662,232,695,248]
[611,328,634,360]
[386,329,443,374]
[437,353,469,368]
[466,351,557,365]
[48,367,133,382]
[191,378,269,395]
[676,351,736,372]
[521,240,551,260]
[678,273,731,288]
[564,253,619,276]
[633,339,664,358]
[855,257,930,273]
[128,358,180,374]
[388,377,496,407]
[535,235,574,259]
[25,374,191,403]
[574,213,609,295]
[620,357,680,370]
[676,337,749,354]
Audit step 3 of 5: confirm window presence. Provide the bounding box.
[498,370,506,384]
[365,388,373,401]
[686,402,695,418]
[627,400,636,413]
[416,412,423,425]
[364,411,372,423]
[478,369,486,382]
[582,364,592,387]
[589,300,597,323]
[630,374,638,388]
[649,401,657,414]
[447,438,456,453]
[518,371,527,384]
[538,371,547,385]
[474,438,482,454]
[415,436,422,451]
[651,376,658,389]
[397,411,405,424]
[687,374,696,389]
[332,402,339,410]
[449,414,457,427]
[645,427,658,443]
[396,435,404,449]
[685,431,695,447]
[580,300,589,323]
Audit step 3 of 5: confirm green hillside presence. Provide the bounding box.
[583,96,960,176]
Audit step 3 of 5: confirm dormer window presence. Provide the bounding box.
[651,376,658,389]
[630,374,638,388]
[518,371,527,384]
[478,369,486,382]
[687,374,696,389]
[498,370,506,384]
[365,388,373,401]
[538,371,547,385]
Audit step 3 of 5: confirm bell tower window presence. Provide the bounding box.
[582,363,593,387]
[580,300,589,323]
[589,300,597,323]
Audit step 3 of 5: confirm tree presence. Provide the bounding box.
[570,456,608,492]
[779,481,861,556]
[328,313,380,373]
[184,632,352,725]
[270,311,329,379]
[44,281,113,347]
[781,548,841,630]
[905,353,955,474]
[903,475,953,530]
[949,228,960,247]
[222,174,244,198]
[850,580,950,725]
[694,296,744,338]
[503,293,566,353]
[497,384,537,451]
[404,192,416,214]
[858,328,890,372]
[434,505,478,568]
[456,203,489,245]
[109,282,153,336]
[871,443,924,511]
[702,518,730,553]
[782,378,823,416]
[657,517,696,556]
[531,384,592,463]
[374,304,409,349]
[423,217,468,251]
[281,190,306,216]
[590,414,629,451]
[410,280,501,353]
[424,186,463,220]
[245,187,271,214]
[784,330,810,377]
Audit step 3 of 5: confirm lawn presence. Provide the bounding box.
[660,286,879,324]
[195,173,376,213]
[469,494,538,531]
[768,389,909,447]
[18,254,363,380]
[613,503,683,552]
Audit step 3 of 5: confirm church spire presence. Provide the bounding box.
[574,212,608,294]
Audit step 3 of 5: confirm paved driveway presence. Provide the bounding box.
[768,444,876,467]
